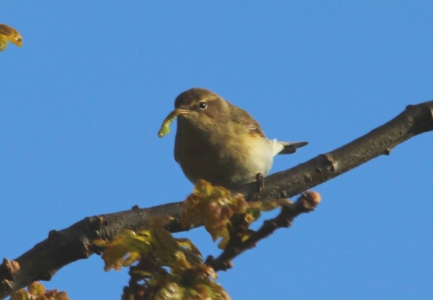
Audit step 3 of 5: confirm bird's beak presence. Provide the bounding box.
[176,108,190,115]
[158,108,190,138]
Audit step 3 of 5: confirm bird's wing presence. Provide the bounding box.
[229,102,265,137]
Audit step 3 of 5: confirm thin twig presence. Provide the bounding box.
[206,191,321,271]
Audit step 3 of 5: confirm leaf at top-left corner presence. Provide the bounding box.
[0,23,23,51]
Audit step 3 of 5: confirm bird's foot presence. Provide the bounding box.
[255,173,264,193]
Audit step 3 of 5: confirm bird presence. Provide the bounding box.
[159,88,308,190]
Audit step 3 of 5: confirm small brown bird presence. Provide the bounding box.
[159,88,307,190]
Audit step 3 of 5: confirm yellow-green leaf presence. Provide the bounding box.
[0,24,22,51]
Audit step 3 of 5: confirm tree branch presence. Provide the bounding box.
[206,191,322,271]
[1,101,432,299]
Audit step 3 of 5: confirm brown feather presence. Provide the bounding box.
[228,102,265,137]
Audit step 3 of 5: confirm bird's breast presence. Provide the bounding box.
[174,122,274,187]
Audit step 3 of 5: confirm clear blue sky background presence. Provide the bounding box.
[1,2,432,299]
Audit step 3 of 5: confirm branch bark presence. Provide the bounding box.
[1,101,432,299]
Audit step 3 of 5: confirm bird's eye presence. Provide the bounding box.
[198,101,207,110]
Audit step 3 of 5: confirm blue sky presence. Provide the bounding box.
[1,1,432,299]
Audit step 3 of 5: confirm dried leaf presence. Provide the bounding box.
[0,24,22,51]
[181,180,252,249]
[10,282,70,300]
[27,282,45,297]
[94,229,153,271]
[95,206,232,299]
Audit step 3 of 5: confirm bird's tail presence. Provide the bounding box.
[277,141,308,154]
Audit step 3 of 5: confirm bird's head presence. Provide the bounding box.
[158,88,230,138]
[174,88,230,124]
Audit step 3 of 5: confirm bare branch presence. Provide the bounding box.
[1,101,432,299]
[235,101,433,201]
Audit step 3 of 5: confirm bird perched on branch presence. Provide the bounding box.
[158,88,308,190]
